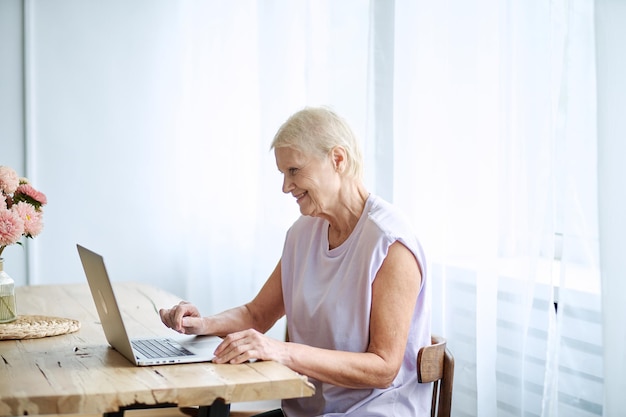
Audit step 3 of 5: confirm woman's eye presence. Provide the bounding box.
[289,168,299,176]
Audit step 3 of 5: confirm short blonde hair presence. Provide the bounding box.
[271,107,364,179]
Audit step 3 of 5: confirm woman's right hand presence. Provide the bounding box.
[159,301,206,335]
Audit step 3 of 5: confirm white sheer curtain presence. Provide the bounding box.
[144,1,604,414]
[169,1,372,334]
[392,1,601,416]
[12,0,613,414]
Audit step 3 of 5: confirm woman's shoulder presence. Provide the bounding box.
[366,194,414,234]
[366,195,427,275]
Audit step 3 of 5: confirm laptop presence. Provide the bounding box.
[76,244,221,366]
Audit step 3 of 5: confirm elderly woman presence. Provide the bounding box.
[160,107,431,416]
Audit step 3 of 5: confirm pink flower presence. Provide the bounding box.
[14,184,48,208]
[0,166,46,256]
[0,209,25,247]
[0,166,20,195]
[12,202,44,238]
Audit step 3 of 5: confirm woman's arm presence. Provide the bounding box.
[213,241,421,389]
[159,260,285,337]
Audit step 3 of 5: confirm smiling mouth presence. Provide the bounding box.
[295,191,308,203]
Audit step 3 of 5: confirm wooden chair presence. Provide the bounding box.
[417,335,455,417]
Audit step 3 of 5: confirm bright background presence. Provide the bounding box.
[1,1,624,416]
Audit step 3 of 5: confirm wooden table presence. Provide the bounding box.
[0,283,314,417]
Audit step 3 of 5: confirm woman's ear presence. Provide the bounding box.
[330,146,347,173]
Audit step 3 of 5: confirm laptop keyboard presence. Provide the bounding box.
[132,338,195,359]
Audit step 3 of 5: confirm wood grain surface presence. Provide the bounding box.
[0,283,313,416]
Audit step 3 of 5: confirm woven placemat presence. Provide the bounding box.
[0,315,80,340]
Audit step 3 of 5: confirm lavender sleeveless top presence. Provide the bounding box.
[281,194,431,416]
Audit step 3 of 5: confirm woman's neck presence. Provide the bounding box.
[326,182,369,249]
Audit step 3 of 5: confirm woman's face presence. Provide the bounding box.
[275,146,339,218]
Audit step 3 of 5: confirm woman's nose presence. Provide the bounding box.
[282,175,293,194]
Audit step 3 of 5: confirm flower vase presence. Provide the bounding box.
[0,258,17,323]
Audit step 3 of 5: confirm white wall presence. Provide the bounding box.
[596,1,626,415]
[0,0,28,282]
[25,1,196,292]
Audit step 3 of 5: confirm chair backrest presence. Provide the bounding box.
[417,335,455,417]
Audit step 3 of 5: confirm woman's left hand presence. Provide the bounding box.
[212,328,287,364]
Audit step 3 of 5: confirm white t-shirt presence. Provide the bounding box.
[281,194,432,417]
